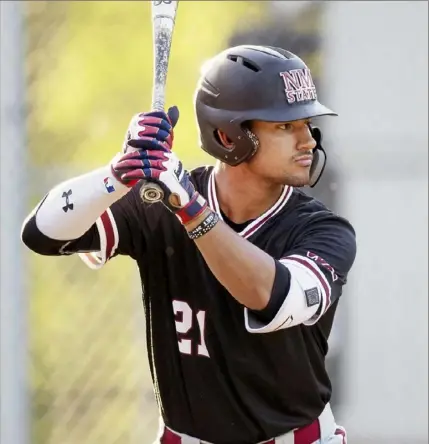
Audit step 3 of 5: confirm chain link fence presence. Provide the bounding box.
[23,2,264,443]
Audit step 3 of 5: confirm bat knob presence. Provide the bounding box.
[140,184,164,203]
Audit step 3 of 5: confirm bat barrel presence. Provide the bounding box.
[151,2,178,111]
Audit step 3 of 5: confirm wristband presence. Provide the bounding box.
[175,192,208,225]
[187,211,219,240]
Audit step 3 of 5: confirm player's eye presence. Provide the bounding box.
[278,123,294,131]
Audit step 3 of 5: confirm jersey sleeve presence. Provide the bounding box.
[245,213,356,332]
[69,187,145,269]
[281,213,356,325]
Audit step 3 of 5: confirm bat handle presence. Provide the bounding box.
[141,0,178,204]
[139,103,165,204]
[151,95,165,114]
[140,181,164,203]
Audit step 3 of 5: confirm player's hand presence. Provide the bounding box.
[121,106,179,154]
[111,106,180,188]
[112,149,208,224]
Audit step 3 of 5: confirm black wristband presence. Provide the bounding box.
[187,211,219,240]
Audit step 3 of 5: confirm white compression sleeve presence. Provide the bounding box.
[34,161,129,241]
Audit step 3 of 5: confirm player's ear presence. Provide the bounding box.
[216,129,235,149]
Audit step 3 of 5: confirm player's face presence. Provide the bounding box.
[247,119,317,187]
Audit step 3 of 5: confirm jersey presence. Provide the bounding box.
[60,166,356,444]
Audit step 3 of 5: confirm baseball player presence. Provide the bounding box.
[22,45,356,444]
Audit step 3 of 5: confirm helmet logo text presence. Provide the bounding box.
[280,69,317,104]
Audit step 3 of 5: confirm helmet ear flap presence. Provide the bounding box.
[216,129,235,150]
[210,124,260,166]
[241,126,260,161]
[309,126,327,188]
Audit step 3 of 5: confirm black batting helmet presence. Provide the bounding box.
[194,45,337,186]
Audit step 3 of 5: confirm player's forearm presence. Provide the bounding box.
[186,209,276,310]
[21,162,129,243]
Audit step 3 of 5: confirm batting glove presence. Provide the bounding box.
[112,106,208,224]
[114,149,207,224]
[112,106,179,188]
[122,106,179,154]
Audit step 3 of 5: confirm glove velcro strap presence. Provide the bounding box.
[187,211,219,240]
[175,193,208,225]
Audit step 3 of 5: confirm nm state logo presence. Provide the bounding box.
[104,177,116,194]
[280,68,317,104]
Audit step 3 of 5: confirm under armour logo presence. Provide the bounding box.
[62,189,74,212]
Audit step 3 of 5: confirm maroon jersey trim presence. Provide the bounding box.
[207,171,293,239]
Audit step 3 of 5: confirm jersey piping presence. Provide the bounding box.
[207,170,293,239]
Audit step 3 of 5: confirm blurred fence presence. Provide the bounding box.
[22,2,264,444]
[0,1,427,444]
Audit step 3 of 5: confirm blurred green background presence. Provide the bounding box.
[25,2,264,443]
[26,1,265,169]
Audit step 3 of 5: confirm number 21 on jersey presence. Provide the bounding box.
[172,300,210,357]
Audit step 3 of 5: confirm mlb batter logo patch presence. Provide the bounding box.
[104,177,116,194]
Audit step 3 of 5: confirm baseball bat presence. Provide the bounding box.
[140,0,179,204]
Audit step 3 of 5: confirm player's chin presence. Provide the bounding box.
[282,169,311,188]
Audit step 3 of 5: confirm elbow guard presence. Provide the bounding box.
[245,256,331,333]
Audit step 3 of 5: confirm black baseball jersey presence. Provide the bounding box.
[59,166,356,443]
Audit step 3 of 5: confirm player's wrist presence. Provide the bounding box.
[175,192,208,225]
[98,161,131,195]
[185,209,220,240]
[109,152,141,189]
[183,206,214,231]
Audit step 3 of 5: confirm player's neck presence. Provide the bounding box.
[213,162,284,224]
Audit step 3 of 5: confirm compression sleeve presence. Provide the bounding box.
[32,162,129,241]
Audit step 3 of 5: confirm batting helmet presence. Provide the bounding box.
[194,45,337,186]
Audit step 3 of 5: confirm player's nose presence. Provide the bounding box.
[297,127,317,152]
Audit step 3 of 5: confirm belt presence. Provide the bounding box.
[158,403,346,444]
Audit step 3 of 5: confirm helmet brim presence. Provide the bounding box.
[234,101,338,124]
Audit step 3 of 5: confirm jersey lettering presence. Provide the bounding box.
[306,251,338,282]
